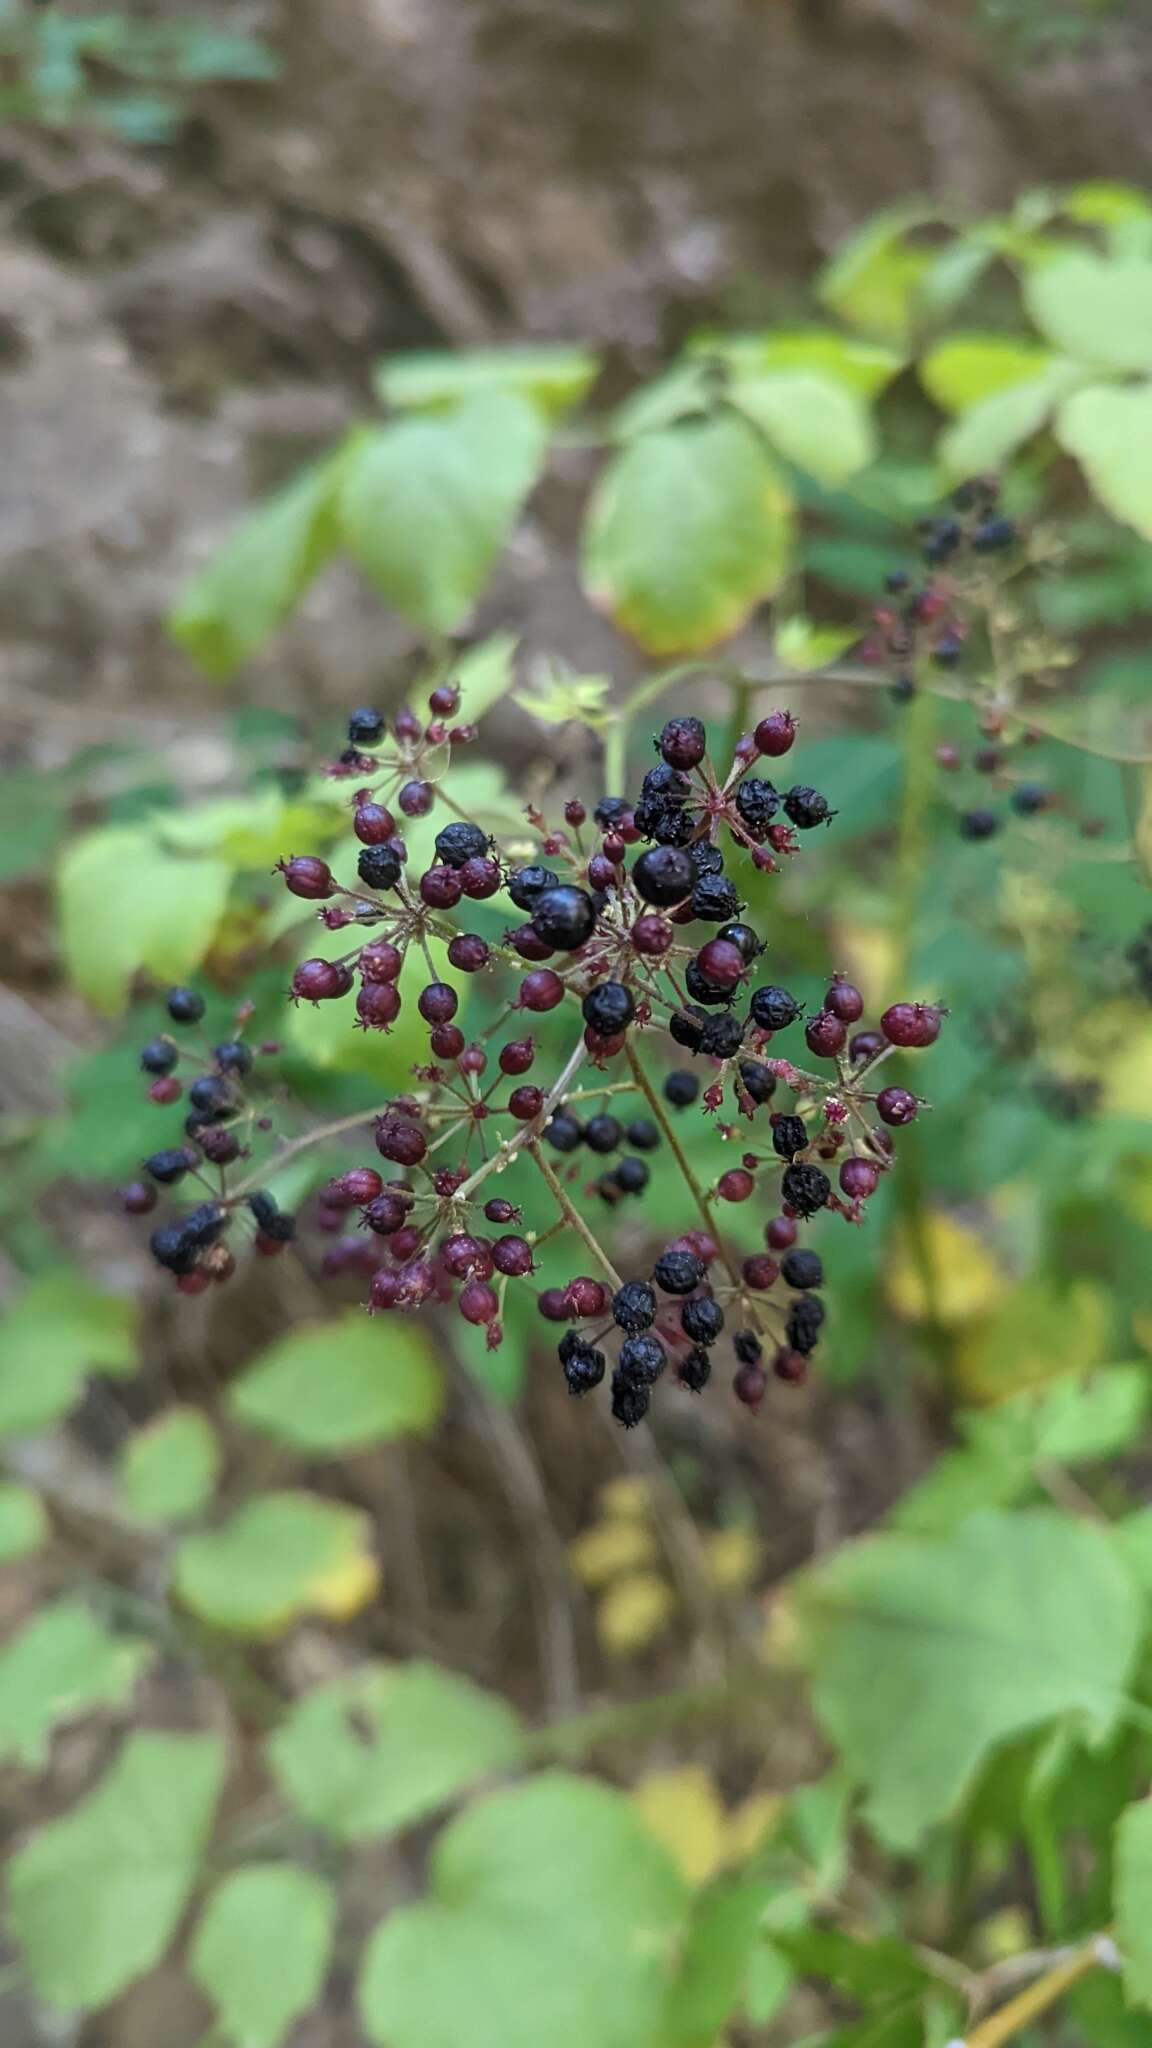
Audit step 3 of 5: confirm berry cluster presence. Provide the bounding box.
[120,689,943,1420]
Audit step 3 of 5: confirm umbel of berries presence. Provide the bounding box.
[120,697,943,1423]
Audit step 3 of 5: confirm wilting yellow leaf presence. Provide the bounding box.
[954,1279,1110,1404]
[597,1475,651,1520]
[632,1766,728,1886]
[305,1548,380,1621]
[569,1519,656,1588]
[886,1211,1006,1327]
[704,1526,761,1592]
[597,1572,674,1656]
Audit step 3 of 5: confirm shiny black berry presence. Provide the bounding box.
[737,1058,775,1104]
[633,845,695,907]
[188,1075,237,1119]
[213,1040,253,1076]
[358,843,403,890]
[669,1008,706,1052]
[681,1296,724,1346]
[140,1037,178,1075]
[781,1247,823,1290]
[971,517,1016,554]
[625,1118,660,1150]
[782,786,834,830]
[149,1223,198,1274]
[507,864,560,912]
[582,981,635,1035]
[618,1332,666,1384]
[641,762,691,803]
[749,985,801,1032]
[654,1248,705,1295]
[166,986,205,1024]
[781,1162,832,1217]
[690,841,725,878]
[611,1371,650,1428]
[347,707,385,747]
[584,1113,622,1154]
[181,1202,226,1248]
[434,820,490,868]
[786,1293,825,1355]
[959,808,1000,841]
[684,960,734,1008]
[543,1113,583,1153]
[772,1114,807,1160]
[615,1155,650,1194]
[144,1147,195,1184]
[612,1280,656,1331]
[718,921,763,964]
[664,1069,699,1107]
[533,886,597,951]
[1011,784,1050,817]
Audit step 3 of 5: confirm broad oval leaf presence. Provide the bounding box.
[359,1774,687,2048]
[340,393,547,632]
[1116,1800,1152,2010]
[174,1491,378,1637]
[0,1483,46,1561]
[688,326,903,397]
[376,345,598,419]
[120,1408,220,1523]
[58,827,231,1016]
[800,1508,1142,1850]
[191,1864,335,2048]
[731,370,875,485]
[938,360,1084,478]
[818,203,938,343]
[270,1660,522,1840]
[0,1274,137,1439]
[230,1312,441,1453]
[1055,382,1152,539]
[582,412,793,656]
[169,452,345,679]
[1025,252,1152,371]
[919,334,1058,412]
[6,1731,225,2011]
[0,1601,148,1767]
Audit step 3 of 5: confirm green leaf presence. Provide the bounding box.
[57,826,231,1015]
[664,1879,792,2048]
[376,345,598,419]
[800,1509,1142,1849]
[1055,383,1152,539]
[938,360,1083,478]
[1116,1801,1152,2009]
[0,1275,137,1438]
[359,1774,687,2048]
[7,1730,225,2010]
[191,1865,335,2048]
[611,361,716,439]
[774,1928,930,2000]
[120,1409,220,1523]
[0,1602,148,1767]
[513,662,613,728]
[231,1312,441,1453]
[270,1660,522,1840]
[174,1491,377,1636]
[818,204,938,343]
[919,334,1059,411]
[689,327,903,397]
[1063,181,1152,228]
[170,454,344,679]
[1025,253,1152,371]
[582,412,793,656]
[731,371,875,484]
[0,1483,47,1560]
[0,770,68,881]
[340,394,546,632]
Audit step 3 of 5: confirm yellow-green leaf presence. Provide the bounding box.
[1025,253,1152,371]
[0,1601,148,1767]
[731,370,874,484]
[231,1313,441,1453]
[919,334,1059,412]
[1055,382,1152,539]
[1115,1800,1152,2010]
[192,1865,336,2048]
[120,1409,221,1523]
[690,326,903,397]
[58,827,231,1015]
[0,1484,46,1561]
[583,413,793,656]
[376,345,598,419]
[174,1492,378,1636]
[0,1275,137,1438]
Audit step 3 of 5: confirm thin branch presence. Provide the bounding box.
[957,1935,1109,2048]
[527,1141,623,1290]
[624,1038,739,1286]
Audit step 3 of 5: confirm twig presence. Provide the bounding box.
[954,1934,1111,2048]
[623,1039,739,1286]
[527,1140,623,1289]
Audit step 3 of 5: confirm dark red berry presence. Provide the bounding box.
[420,864,463,909]
[631,914,673,956]
[659,715,707,769]
[766,1215,797,1250]
[390,1226,424,1261]
[695,938,745,990]
[442,1234,493,1279]
[508,1085,544,1121]
[772,1348,809,1384]
[512,924,553,962]
[119,1180,157,1215]
[199,1126,240,1164]
[733,1360,768,1410]
[292,958,345,1004]
[375,1119,427,1166]
[331,1167,385,1206]
[447,933,490,975]
[518,970,565,1013]
[458,1045,487,1074]
[429,682,461,717]
[825,979,864,1024]
[417,982,458,1025]
[717,1167,755,1202]
[805,1010,847,1058]
[742,1254,778,1290]
[499,1038,535,1075]
[492,1235,533,1277]
[362,1191,411,1236]
[840,1157,879,1199]
[359,940,403,982]
[279,855,335,900]
[876,1085,919,1126]
[849,1029,885,1063]
[354,803,396,845]
[460,857,502,899]
[356,982,401,1030]
[754,711,796,758]
[881,1002,943,1049]
[430,1024,465,1059]
[587,854,616,891]
[567,1276,608,1318]
[484,1197,518,1225]
[148,1076,181,1105]
[537,1287,572,1322]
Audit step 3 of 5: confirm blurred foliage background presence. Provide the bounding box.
[8,4,1152,2047]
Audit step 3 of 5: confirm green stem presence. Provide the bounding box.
[527,1140,623,1290]
[624,1039,739,1287]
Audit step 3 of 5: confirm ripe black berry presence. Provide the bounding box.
[749,985,801,1032]
[781,1247,823,1290]
[633,845,695,907]
[782,786,834,830]
[618,1332,666,1384]
[734,778,779,837]
[144,1147,195,1184]
[611,1371,650,1428]
[584,1113,621,1155]
[188,1075,237,1119]
[678,1346,712,1392]
[594,796,630,829]
[681,1296,724,1345]
[733,1330,763,1365]
[612,1280,656,1332]
[166,987,205,1024]
[699,1013,744,1059]
[582,981,635,1035]
[960,808,1000,841]
[140,1037,177,1075]
[149,1223,199,1274]
[685,960,734,1008]
[214,1040,252,1075]
[737,1058,775,1104]
[563,1343,607,1396]
[615,1155,649,1194]
[781,1162,832,1217]
[658,715,707,769]
[691,874,742,922]
[1011,784,1050,817]
[533,885,597,950]
[786,1293,825,1354]
[434,820,490,868]
[625,1118,660,1151]
[669,1008,706,1052]
[358,843,403,890]
[664,1069,699,1107]
[691,842,725,878]
[641,763,691,804]
[971,516,1016,554]
[718,922,763,964]
[654,1247,705,1295]
[181,1202,226,1248]
[507,864,560,912]
[347,707,384,747]
[543,1113,583,1153]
